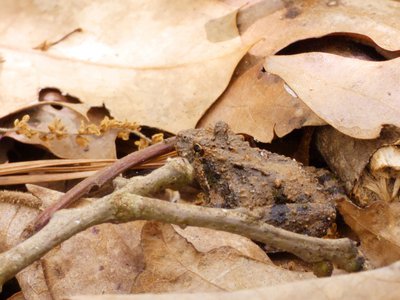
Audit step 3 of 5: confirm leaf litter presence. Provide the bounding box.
[1,0,400,299]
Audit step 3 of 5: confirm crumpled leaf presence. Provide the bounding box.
[201,0,400,142]
[265,53,400,139]
[337,198,400,267]
[0,0,247,133]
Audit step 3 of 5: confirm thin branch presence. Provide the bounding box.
[32,137,176,232]
[0,158,362,290]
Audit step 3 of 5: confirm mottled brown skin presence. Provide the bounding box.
[176,122,342,237]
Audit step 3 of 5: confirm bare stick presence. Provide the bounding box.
[0,158,362,289]
[33,137,176,231]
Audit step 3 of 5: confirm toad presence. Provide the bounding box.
[176,122,343,237]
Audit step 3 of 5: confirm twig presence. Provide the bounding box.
[32,137,176,232]
[0,158,362,290]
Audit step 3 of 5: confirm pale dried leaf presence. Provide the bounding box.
[0,0,247,133]
[265,53,400,139]
[70,262,400,300]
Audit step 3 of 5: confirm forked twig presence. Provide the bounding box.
[0,158,363,291]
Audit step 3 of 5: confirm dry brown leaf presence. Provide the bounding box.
[337,199,400,267]
[198,60,325,142]
[265,53,400,139]
[201,0,400,141]
[132,222,310,294]
[0,0,247,133]
[70,261,400,300]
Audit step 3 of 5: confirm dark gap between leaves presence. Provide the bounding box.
[275,33,397,61]
[0,277,21,299]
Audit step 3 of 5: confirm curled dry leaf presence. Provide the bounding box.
[201,0,400,142]
[265,53,400,139]
[0,0,247,133]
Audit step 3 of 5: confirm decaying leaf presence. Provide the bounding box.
[0,0,247,133]
[337,199,400,268]
[265,53,400,139]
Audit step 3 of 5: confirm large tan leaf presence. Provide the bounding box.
[0,0,246,133]
[337,199,400,267]
[70,262,400,300]
[200,0,400,141]
[265,53,400,139]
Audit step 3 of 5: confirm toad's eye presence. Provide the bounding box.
[193,143,204,155]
